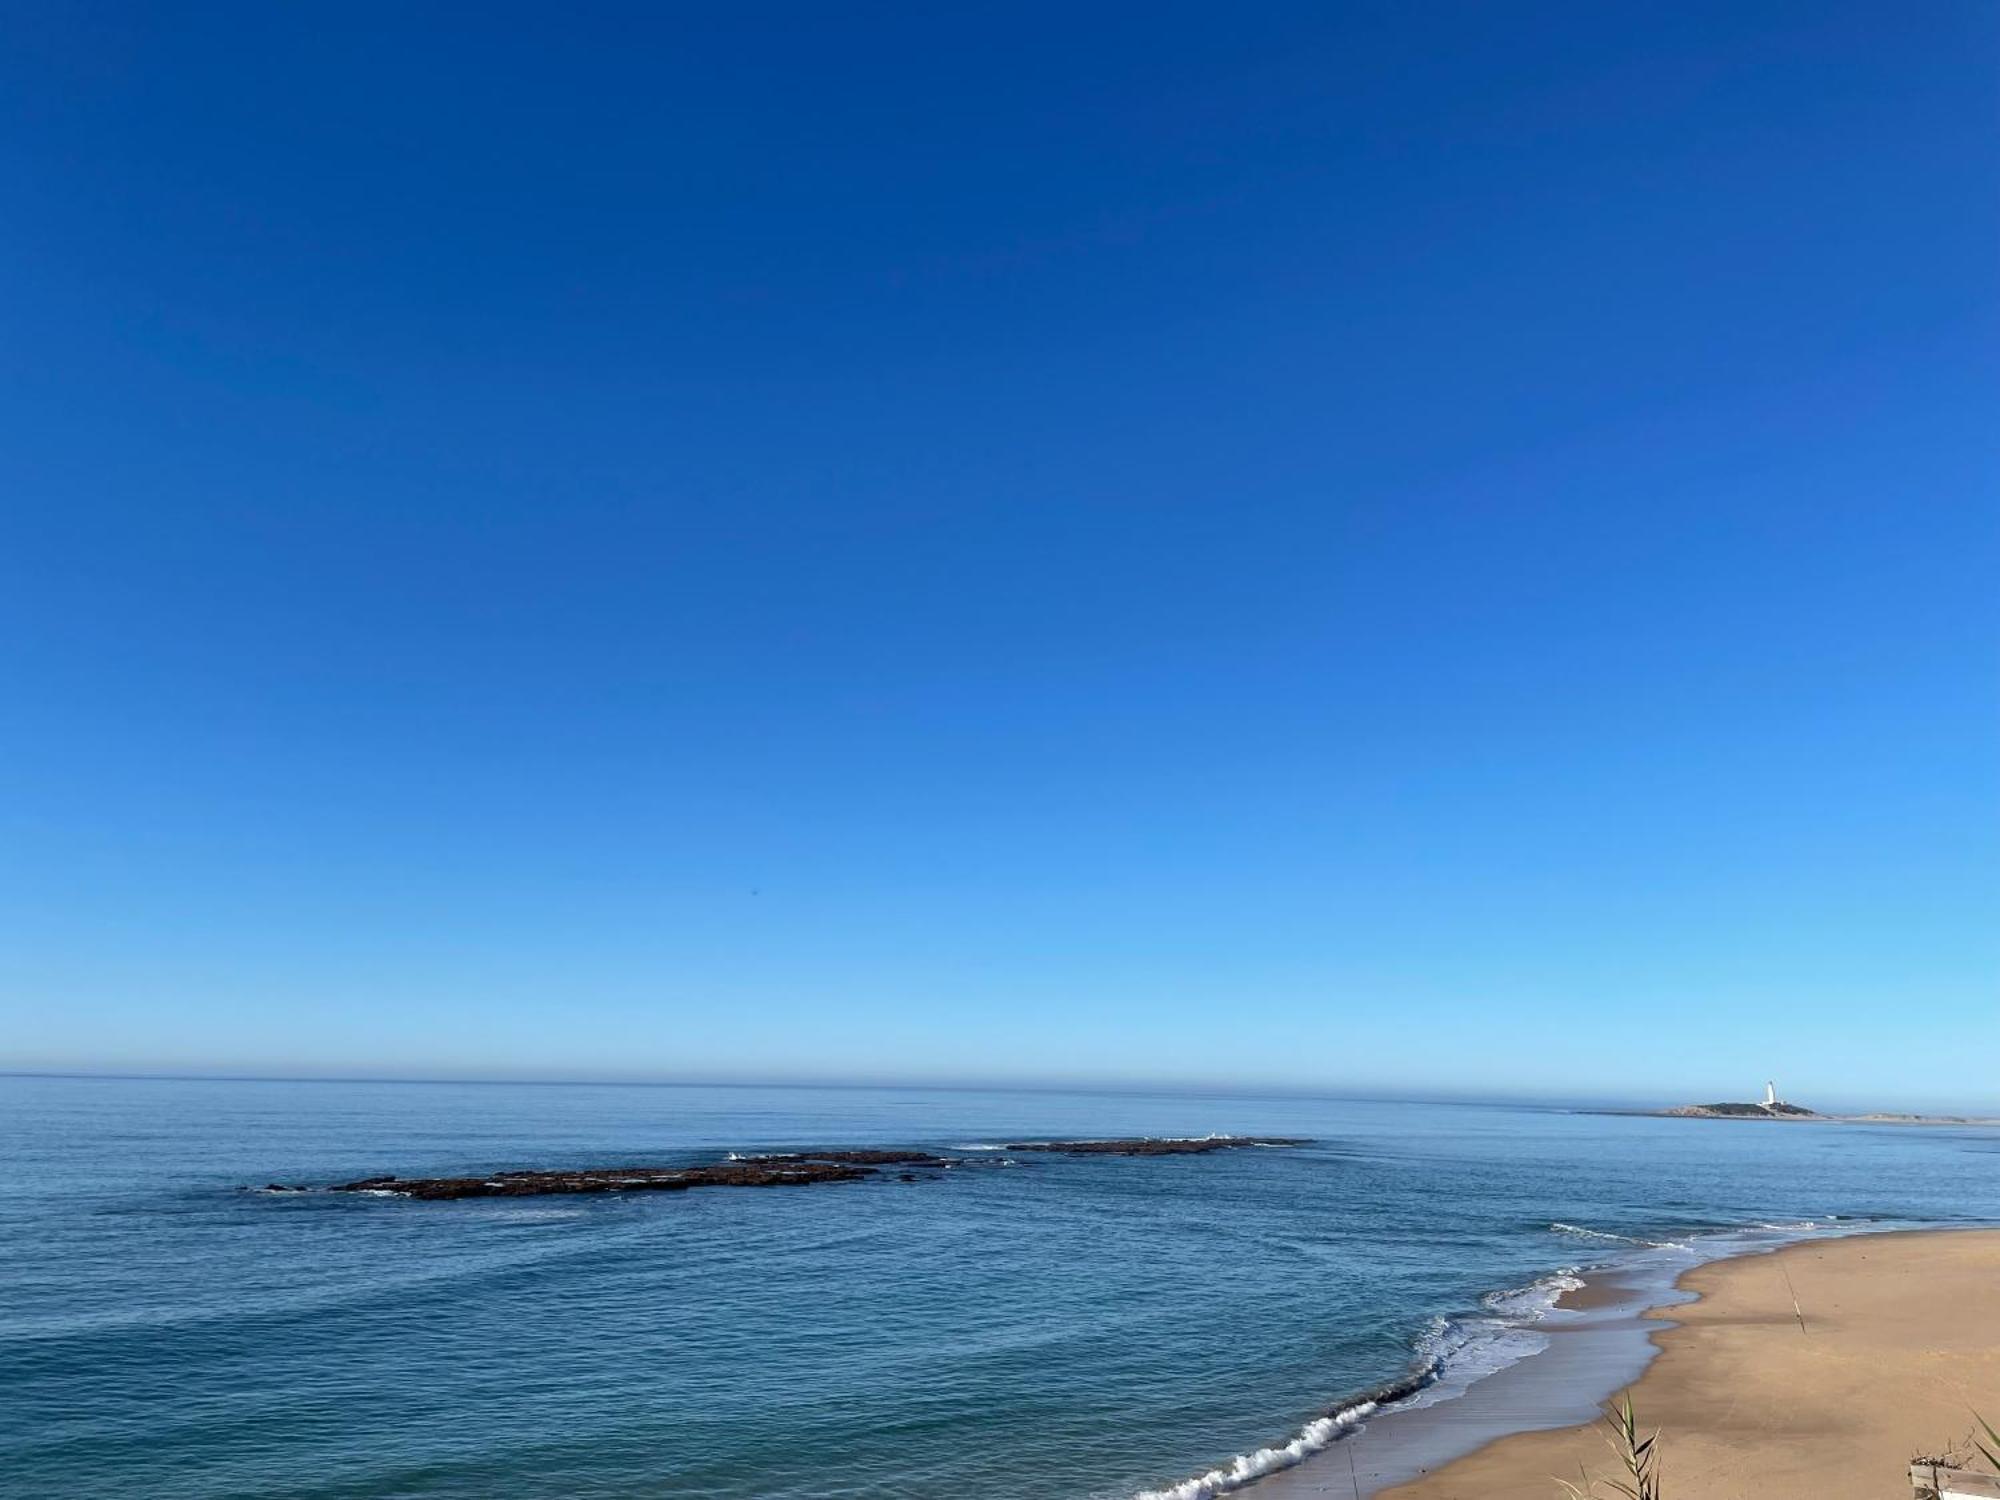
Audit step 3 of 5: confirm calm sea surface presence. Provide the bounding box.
[5,1076,1998,1499]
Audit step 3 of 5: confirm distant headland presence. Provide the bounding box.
[1666,1099,1819,1119]
[1666,1080,1819,1119]
[1643,1080,1999,1125]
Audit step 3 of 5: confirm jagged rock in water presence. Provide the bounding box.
[1003,1136,1310,1156]
[257,1135,1291,1201]
[737,1149,955,1166]
[318,1160,873,1200]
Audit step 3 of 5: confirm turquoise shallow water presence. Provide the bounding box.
[5,1076,1998,1499]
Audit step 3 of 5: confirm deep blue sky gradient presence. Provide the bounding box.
[4,3,1995,1104]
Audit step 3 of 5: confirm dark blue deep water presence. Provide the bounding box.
[5,1076,1998,1499]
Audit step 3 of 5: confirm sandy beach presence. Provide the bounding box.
[1370,1229,2000,1500]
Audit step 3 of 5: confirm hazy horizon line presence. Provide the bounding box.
[3,1067,1983,1118]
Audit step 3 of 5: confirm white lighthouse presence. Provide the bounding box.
[1763,1080,1778,1108]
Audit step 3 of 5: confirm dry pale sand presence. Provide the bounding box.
[1376,1229,2000,1500]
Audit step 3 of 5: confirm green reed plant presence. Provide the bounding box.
[1555,1393,1660,1500]
[1976,1412,2000,1474]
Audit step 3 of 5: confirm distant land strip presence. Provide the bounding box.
[1612,1103,2000,1125]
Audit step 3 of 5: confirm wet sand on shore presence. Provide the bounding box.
[1376,1229,2000,1500]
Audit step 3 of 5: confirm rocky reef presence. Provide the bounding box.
[319,1160,874,1200]
[1004,1136,1309,1155]
[257,1135,1313,1201]
[730,1149,955,1165]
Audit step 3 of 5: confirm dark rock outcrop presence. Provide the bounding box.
[1004,1136,1310,1156]
[737,1149,955,1166]
[258,1134,1302,1202]
[321,1161,872,1200]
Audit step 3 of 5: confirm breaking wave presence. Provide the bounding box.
[1130,1363,1440,1500]
[1484,1269,1584,1319]
[1130,1263,1585,1500]
[1549,1222,1693,1250]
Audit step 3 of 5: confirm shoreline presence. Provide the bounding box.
[1595,1110,2000,1127]
[1246,1225,2000,1499]
[1139,1220,1804,1500]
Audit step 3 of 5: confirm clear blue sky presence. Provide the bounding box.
[3,3,1994,1107]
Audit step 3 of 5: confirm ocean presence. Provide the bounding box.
[5,1075,1998,1499]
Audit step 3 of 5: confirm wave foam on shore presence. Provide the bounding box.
[1130,1265,1586,1500]
[1131,1365,1436,1500]
[1550,1221,1695,1250]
